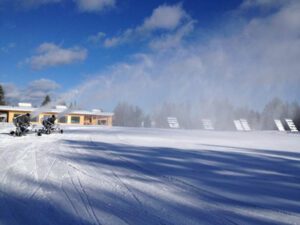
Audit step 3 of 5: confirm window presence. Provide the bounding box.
[59,116,67,123]
[0,113,7,122]
[84,116,92,125]
[71,116,80,124]
[98,120,107,125]
[13,114,21,118]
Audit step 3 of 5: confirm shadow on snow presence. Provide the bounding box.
[1,137,300,225]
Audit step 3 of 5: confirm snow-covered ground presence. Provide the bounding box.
[0,124,300,225]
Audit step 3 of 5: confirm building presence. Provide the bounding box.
[0,103,114,126]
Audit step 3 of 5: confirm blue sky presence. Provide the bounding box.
[0,0,299,111]
[0,0,240,86]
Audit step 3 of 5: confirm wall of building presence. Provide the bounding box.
[107,116,113,126]
[0,110,113,126]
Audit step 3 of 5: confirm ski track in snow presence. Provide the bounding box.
[87,137,237,225]
[0,125,300,225]
[62,138,136,225]
[102,143,234,222]
[69,137,174,225]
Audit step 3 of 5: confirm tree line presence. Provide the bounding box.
[113,98,300,130]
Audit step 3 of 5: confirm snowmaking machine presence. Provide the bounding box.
[10,113,38,136]
[37,115,63,136]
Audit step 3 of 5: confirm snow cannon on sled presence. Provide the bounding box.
[10,125,38,136]
[10,113,38,137]
[37,115,64,136]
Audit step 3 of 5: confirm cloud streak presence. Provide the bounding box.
[141,3,188,31]
[102,3,193,48]
[2,79,60,105]
[240,0,290,9]
[0,0,116,12]
[74,0,115,12]
[24,43,87,70]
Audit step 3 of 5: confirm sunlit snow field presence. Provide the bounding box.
[0,124,300,225]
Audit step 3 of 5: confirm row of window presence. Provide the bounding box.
[84,117,108,125]
[13,114,81,124]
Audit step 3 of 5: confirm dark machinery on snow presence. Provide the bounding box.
[10,113,36,136]
[37,115,64,136]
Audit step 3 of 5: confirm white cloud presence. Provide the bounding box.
[103,28,134,47]
[24,43,87,70]
[149,20,195,50]
[140,4,187,31]
[2,83,20,102]
[103,3,192,48]
[104,37,121,48]
[74,0,115,12]
[1,0,116,12]
[28,79,60,92]
[2,79,60,105]
[88,32,106,43]
[240,0,292,9]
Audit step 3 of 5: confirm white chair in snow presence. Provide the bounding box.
[202,119,214,130]
[240,119,251,131]
[167,117,180,129]
[234,120,244,131]
[274,119,285,132]
[285,119,298,132]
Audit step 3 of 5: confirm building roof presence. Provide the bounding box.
[0,105,114,117]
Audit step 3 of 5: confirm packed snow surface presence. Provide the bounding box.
[0,124,300,225]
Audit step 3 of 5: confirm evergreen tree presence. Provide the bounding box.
[113,102,144,127]
[143,115,152,128]
[292,102,300,129]
[41,95,51,106]
[0,84,6,105]
[260,97,286,129]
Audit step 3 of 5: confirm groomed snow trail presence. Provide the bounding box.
[0,125,300,225]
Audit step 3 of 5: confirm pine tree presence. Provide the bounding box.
[41,95,51,106]
[0,84,6,105]
[113,102,144,127]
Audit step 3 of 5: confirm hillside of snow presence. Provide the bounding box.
[0,125,300,225]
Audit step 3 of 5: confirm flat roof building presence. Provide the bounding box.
[0,104,114,126]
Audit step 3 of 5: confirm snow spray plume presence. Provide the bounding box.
[56,106,75,120]
[58,1,300,129]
